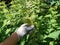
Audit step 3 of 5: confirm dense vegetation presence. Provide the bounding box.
[0,0,60,45]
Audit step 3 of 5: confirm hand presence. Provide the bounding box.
[15,23,34,39]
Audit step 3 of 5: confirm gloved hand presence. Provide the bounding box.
[15,23,34,40]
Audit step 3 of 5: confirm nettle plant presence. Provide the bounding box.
[0,0,60,45]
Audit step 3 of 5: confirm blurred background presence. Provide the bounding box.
[0,0,60,45]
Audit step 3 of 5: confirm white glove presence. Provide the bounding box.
[15,23,34,40]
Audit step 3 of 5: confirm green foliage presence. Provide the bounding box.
[0,0,60,45]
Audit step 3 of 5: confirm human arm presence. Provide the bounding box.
[0,23,34,45]
[0,32,18,45]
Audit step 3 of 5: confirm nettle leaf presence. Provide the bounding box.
[50,1,55,6]
[38,16,43,20]
[5,29,11,34]
[50,19,56,23]
[3,20,7,27]
[3,9,9,13]
[56,1,60,6]
[45,14,52,18]
[47,31,60,39]
[20,40,25,45]
[49,41,54,45]
[47,28,54,33]
[57,27,60,30]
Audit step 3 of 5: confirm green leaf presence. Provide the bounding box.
[48,31,60,39]
[20,40,25,45]
[3,20,7,27]
[5,29,11,34]
[49,41,54,45]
